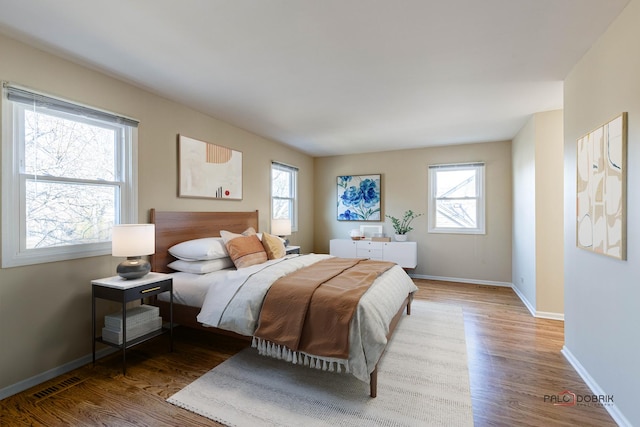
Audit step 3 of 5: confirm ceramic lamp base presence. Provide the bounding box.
[117,257,151,280]
[278,236,290,247]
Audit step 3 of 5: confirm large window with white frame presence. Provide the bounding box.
[428,162,485,234]
[1,83,139,267]
[271,162,298,231]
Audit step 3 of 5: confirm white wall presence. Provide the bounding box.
[564,0,639,424]
[512,117,536,306]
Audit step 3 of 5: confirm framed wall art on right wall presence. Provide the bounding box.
[576,112,627,260]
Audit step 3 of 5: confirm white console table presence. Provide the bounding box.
[329,239,417,269]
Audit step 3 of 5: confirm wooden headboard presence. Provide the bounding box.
[149,209,259,273]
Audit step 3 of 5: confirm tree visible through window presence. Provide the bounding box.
[271,162,298,231]
[428,163,485,234]
[2,84,138,267]
[24,110,119,248]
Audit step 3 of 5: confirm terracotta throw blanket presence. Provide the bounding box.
[254,258,395,359]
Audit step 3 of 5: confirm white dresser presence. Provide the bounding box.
[329,239,417,269]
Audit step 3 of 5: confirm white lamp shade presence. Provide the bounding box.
[271,218,291,236]
[112,224,155,257]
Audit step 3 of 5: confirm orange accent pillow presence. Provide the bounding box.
[224,234,268,268]
[262,232,286,259]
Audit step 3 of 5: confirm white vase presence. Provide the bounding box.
[394,234,408,242]
[349,229,363,240]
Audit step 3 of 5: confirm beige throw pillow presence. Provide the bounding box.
[261,232,286,259]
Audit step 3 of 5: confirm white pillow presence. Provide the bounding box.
[168,257,235,274]
[168,237,228,261]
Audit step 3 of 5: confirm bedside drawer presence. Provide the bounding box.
[123,278,173,300]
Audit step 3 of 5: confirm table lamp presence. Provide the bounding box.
[112,224,155,279]
[271,219,291,247]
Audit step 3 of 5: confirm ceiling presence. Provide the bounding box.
[0,0,630,156]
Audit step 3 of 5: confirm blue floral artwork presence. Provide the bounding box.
[337,174,381,221]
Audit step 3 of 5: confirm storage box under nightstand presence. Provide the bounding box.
[102,304,162,345]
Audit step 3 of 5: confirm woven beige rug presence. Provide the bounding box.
[168,300,474,426]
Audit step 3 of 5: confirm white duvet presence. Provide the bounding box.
[196,253,418,382]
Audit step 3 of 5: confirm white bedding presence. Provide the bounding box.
[196,253,418,383]
[156,269,234,307]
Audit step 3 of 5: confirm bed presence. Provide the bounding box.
[149,209,417,397]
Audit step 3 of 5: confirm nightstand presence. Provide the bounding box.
[285,245,301,255]
[92,272,173,375]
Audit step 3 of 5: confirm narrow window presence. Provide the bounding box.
[271,162,298,231]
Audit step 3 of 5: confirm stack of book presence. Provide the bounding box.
[102,305,162,345]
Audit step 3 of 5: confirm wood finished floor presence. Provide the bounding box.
[1,279,616,426]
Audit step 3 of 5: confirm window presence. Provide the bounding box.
[271,162,298,231]
[428,162,485,234]
[1,83,138,267]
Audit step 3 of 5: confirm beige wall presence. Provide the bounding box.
[314,141,512,283]
[512,110,564,317]
[0,33,313,393]
[534,110,564,315]
[564,0,639,423]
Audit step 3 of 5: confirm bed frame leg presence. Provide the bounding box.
[369,293,412,398]
[370,369,378,398]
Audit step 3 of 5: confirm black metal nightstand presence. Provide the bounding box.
[285,245,301,255]
[91,272,173,375]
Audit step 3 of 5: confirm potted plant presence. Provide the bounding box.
[385,210,423,241]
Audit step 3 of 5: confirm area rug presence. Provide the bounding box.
[167,300,473,426]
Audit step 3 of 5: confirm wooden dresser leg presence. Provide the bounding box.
[370,369,378,398]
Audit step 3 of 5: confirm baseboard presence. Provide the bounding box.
[510,284,538,317]
[411,274,565,320]
[562,346,632,427]
[535,310,564,321]
[409,274,512,288]
[0,347,117,400]
[510,285,565,321]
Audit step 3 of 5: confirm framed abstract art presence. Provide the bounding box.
[336,174,381,221]
[576,113,627,260]
[178,135,243,200]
